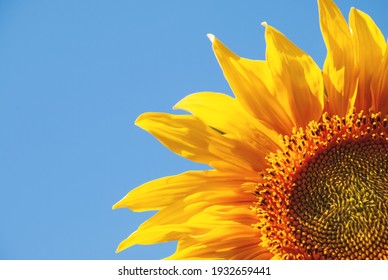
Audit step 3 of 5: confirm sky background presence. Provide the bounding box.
[0,0,386,260]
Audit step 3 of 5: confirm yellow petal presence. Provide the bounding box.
[263,23,324,128]
[318,0,358,115]
[166,226,271,260]
[208,34,294,135]
[174,91,280,154]
[113,170,257,212]
[116,203,254,252]
[135,112,270,172]
[350,8,386,111]
[371,43,388,114]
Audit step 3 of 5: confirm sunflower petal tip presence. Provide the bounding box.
[172,101,181,110]
[207,33,215,43]
[115,245,123,253]
[134,115,142,126]
[112,200,124,210]
[261,21,268,27]
[134,113,148,127]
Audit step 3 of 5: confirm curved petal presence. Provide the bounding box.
[113,170,258,212]
[116,202,256,253]
[263,23,324,128]
[350,8,386,111]
[135,112,271,172]
[318,0,358,115]
[166,227,272,260]
[208,34,295,135]
[174,91,280,153]
[371,43,388,114]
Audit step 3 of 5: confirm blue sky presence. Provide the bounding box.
[0,0,386,260]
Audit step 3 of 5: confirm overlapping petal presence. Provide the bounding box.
[135,112,272,172]
[166,226,272,260]
[113,170,257,212]
[371,43,388,114]
[350,8,386,111]
[208,34,295,135]
[318,0,358,115]
[116,198,258,254]
[263,23,325,129]
[174,91,280,157]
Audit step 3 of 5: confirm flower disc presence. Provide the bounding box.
[255,111,388,260]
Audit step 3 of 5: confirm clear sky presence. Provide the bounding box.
[0,0,386,260]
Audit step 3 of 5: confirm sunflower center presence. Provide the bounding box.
[290,137,388,260]
[254,111,388,260]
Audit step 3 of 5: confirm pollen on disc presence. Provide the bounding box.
[254,111,388,260]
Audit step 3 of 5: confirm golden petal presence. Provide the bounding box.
[318,0,358,115]
[113,170,257,212]
[208,34,295,135]
[350,8,386,111]
[166,226,271,260]
[174,91,280,153]
[135,112,270,172]
[116,203,255,253]
[263,23,324,128]
[371,43,388,114]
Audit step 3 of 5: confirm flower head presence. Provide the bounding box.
[114,0,388,260]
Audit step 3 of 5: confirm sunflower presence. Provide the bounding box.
[113,0,388,260]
